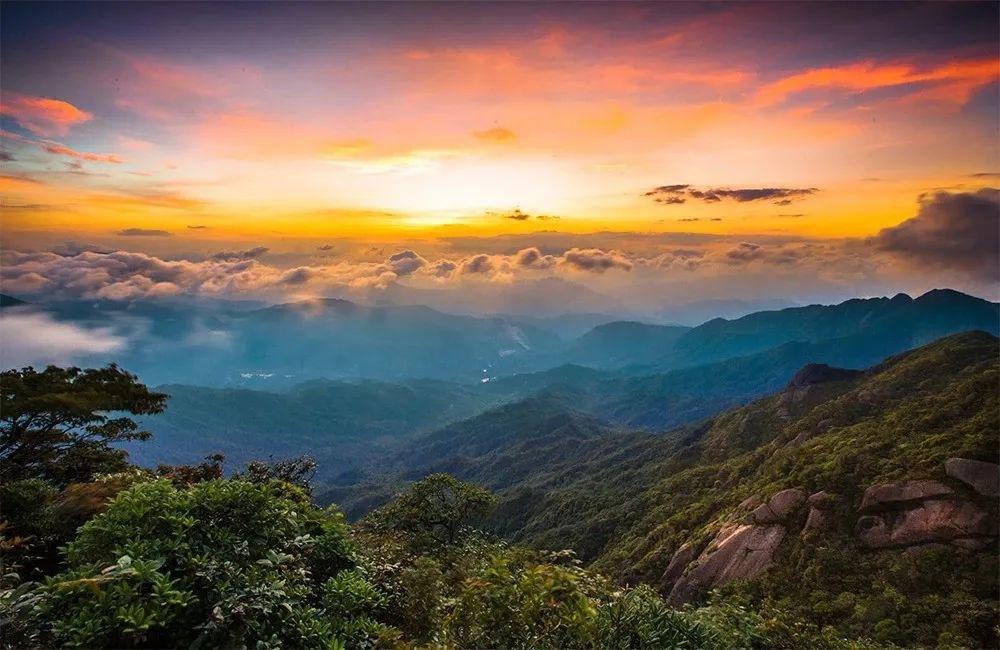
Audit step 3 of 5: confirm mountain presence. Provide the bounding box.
[128,378,498,476]
[559,321,690,369]
[655,297,799,326]
[640,289,999,371]
[325,331,998,646]
[0,293,28,308]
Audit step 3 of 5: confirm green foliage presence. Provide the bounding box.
[33,479,386,649]
[364,474,499,552]
[0,365,167,486]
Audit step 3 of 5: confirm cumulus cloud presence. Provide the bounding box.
[117,228,172,237]
[0,310,124,368]
[459,254,495,275]
[870,188,1000,281]
[559,248,633,272]
[645,185,818,205]
[386,250,427,276]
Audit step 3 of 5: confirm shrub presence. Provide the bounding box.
[35,479,389,649]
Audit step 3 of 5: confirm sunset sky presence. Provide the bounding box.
[2,2,998,307]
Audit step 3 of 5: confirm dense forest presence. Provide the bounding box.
[2,330,997,648]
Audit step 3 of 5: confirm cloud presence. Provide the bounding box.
[211,246,269,261]
[317,244,335,251]
[187,225,209,229]
[117,228,173,237]
[386,250,428,276]
[40,141,122,164]
[755,57,998,109]
[459,254,495,275]
[0,311,123,369]
[514,247,556,270]
[559,248,633,272]
[1,129,122,164]
[869,188,1000,280]
[0,92,92,137]
[487,208,560,221]
[645,185,818,205]
[474,126,516,143]
[725,242,764,263]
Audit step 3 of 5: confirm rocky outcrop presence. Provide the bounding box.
[945,458,999,498]
[751,488,806,524]
[660,461,998,605]
[856,499,995,548]
[669,522,786,604]
[660,541,701,589]
[803,491,836,534]
[859,480,953,511]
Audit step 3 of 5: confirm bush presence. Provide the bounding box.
[35,479,390,649]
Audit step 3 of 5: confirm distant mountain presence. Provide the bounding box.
[634,289,999,372]
[559,321,690,369]
[656,297,799,326]
[128,378,498,476]
[0,294,28,308]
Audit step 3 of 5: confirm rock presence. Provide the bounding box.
[808,491,836,509]
[888,500,994,547]
[950,537,995,551]
[859,480,954,512]
[769,488,807,517]
[945,458,999,498]
[856,500,995,548]
[752,503,779,524]
[660,541,700,589]
[751,489,806,524]
[739,494,763,510]
[855,515,891,547]
[803,507,829,534]
[669,523,786,604]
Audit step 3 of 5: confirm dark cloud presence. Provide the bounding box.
[0,151,14,162]
[211,246,269,261]
[317,244,335,251]
[725,242,764,263]
[117,228,172,237]
[487,208,559,221]
[187,224,209,229]
[968,172,1000,179]
[646,185,818,205]
[870,188,999,280]
[50,242,113,256]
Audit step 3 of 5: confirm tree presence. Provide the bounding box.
[35,479,389,648]
[365,474,498,550]
[0,365,167,486]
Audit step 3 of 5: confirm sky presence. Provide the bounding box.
[1,1,998,310]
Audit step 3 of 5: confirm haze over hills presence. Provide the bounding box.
[89,288,998,492]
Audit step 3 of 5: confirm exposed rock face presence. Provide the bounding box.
[856,500,995,548]
[669,523,786,604]
[751,488,806,524]
[860,480,954,511]
[660,541,701,589]
[945,458,999,498]
[803,491,837,534]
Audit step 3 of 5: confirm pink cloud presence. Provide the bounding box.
[0,92,93,137]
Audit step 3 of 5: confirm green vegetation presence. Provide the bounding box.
[2,330,997,648]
